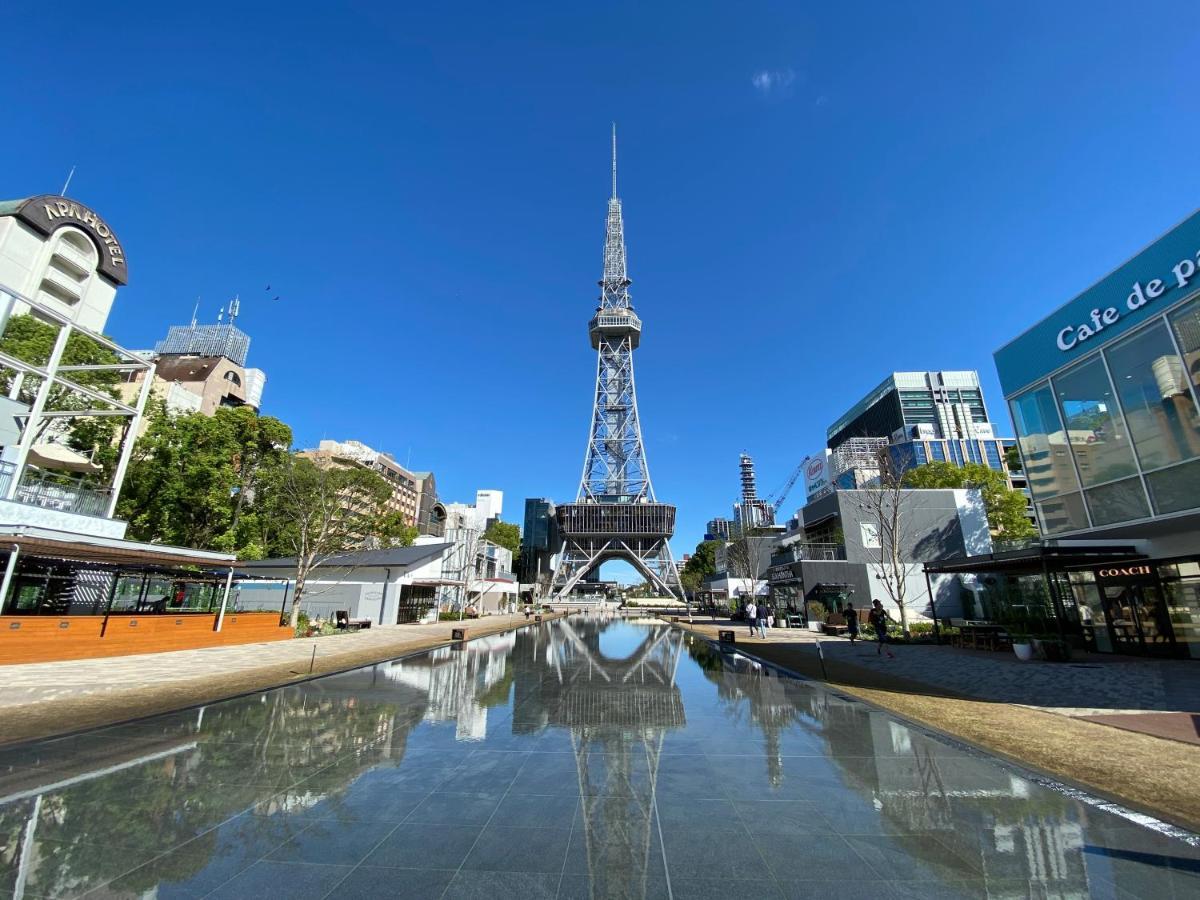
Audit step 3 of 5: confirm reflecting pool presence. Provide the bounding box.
[0,615,1197,898]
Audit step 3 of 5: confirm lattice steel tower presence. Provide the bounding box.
[549,128,683,600]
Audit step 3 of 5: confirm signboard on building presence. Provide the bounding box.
[804,451,832,501]
[994,207,1200,395]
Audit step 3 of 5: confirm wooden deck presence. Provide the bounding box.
[0,612,291,665]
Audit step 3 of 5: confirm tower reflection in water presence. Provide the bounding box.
[0,614,1194,898]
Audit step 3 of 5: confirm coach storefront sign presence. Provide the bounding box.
[1095,564,1154,585]
[12,195,128,285]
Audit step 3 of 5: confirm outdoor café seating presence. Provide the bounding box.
[947,618,1012,651]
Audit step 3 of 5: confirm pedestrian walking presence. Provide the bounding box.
[755,601,769,639]
[844,600,859,643]
[745,600,758,636]
[869,599,895,658]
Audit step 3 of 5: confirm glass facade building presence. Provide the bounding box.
[995,209,1200,658]
[1003,274,1200,535]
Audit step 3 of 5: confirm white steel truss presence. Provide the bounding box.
[551,127,683,601]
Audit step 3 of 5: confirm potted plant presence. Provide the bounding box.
[806,601,828,633]
[1010,629,1034,661]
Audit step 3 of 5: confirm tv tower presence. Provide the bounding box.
[549,128,683,600]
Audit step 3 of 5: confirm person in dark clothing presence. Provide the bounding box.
[844,600,859,643]
[869,599,895,658]
[754,601,769,639]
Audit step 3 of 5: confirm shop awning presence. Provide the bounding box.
[923,543,1146,576]
[0,524,236,569]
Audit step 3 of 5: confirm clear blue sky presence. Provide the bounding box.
[6,3,1200,579]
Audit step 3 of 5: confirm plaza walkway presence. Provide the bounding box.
[684,616,1200,716]
[0,613,552,745]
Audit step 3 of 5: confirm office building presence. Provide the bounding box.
[827,371,991,453]
[444,489,504,533]
[704,518,731,542]
[518,498,560,587]
[298,439,423,528]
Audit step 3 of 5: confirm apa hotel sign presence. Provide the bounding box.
[995,208,1200,396]
[10,195,128,285]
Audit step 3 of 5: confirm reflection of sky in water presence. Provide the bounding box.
[596,619,657,658]
[0,614,1196,899]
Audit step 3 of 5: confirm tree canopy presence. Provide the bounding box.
[679,540,718,594]
[903,460,1036,540]
[118,404,294,556]
[483,520,520,556]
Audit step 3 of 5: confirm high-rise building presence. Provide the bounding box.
[733,453,775,532]
[827,371,991,453]
[705,517,732,542]
[518,497,560,585]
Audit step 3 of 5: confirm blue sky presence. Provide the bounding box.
[6,3,1200,579]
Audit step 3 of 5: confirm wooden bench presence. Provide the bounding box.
[822,613,849,636]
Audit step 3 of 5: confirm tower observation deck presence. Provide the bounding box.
[549,128,683,601]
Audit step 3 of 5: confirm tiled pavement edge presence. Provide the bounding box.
[0,613,560,745]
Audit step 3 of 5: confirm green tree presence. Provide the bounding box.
[257,455,397,627]
[483,520,520,556]
[1004,444,1023,473]
[679,540,718,595]
[904,460,1036,540]
[117,405,292,556]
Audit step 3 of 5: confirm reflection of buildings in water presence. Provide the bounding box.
[515,619,687,898]
[686,637,804,787]
[382,631,516,741]
[815,699,1092,896]
[0,685,420,898]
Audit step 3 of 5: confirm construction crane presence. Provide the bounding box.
[766,456,810,514]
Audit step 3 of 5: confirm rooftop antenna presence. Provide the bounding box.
[190,298,200,328]
[217,305,225,323]
[228,295,240,325]
[611,122,617,199]
[60,165,76,197]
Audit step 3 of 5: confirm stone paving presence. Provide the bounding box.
[680,616,1200,715]
[0,613,538,710]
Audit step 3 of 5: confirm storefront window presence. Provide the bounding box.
[1035,492,1089,535]
[1168,295,1200,400]
[1159,561,1200,659]
[1010,382,1081,503]
[1105,320,1200,472]
[1052,355,1139,487]
[1083,476,1150,526]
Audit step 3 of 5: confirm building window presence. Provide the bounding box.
[223,370,242,387]
[984,442,1002,469]
[1105,319,1200,475]
[930,443,946,462]
[1035,492,1089,535]
[1083,476,1150,526]
[1010,382,1082,503]
[1052,355,1139,488]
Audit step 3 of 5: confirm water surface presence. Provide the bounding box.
[0,614,1196,898]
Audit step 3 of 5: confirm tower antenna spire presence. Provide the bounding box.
[611,122,617,199]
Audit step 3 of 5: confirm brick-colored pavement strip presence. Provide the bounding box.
[0,613,558,746]
[675,616,1200,832]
